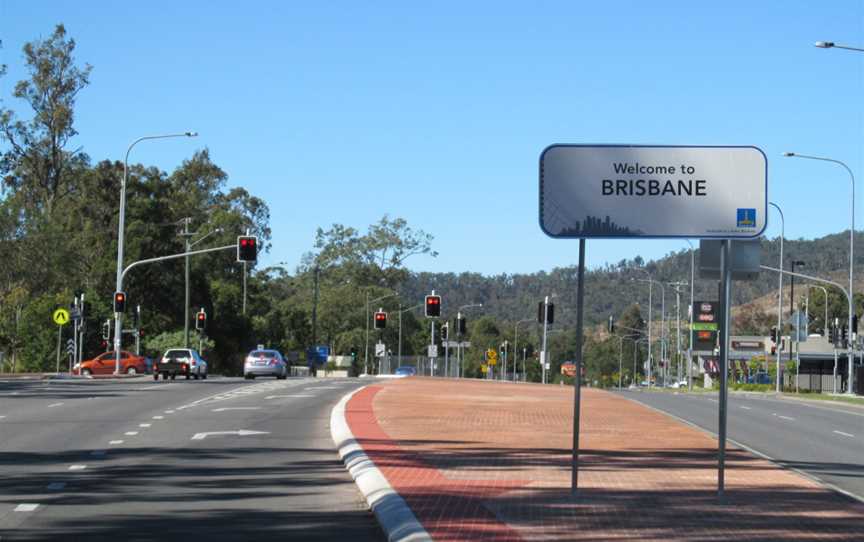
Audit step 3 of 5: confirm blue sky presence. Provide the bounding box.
[1,1,863,275]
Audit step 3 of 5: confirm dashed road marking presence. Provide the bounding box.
[46,482,66,490]
[833,430,855,438]
[165,410,175,414]
[68,465,87,471]
[212,407,261,412]
[48,402,64,408]
[124,431,138,436]
[778,415,794,421]
[15,503,39,512]
[109,440,123,445]
[139,423,151,428]
[266,394,314,399]
[739,406,751,410]
[153,415,164,420]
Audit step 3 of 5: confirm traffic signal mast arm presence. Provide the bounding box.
[120,244,240,285]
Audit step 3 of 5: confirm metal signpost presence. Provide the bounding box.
[53,308,70,374]
[540,144,767,498]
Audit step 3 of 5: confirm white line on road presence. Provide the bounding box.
[212,407,262,412]
[124,431,138,436]
[778,415,795,421]
[191,429,270,440]
[152,415,164,419]
[14,503,39,512]
[68,465,87,471]
[139,423,151,428]
[47,402,63,408]
[740,406,752,410]
[46,482,66,490]
[0,415,6,419]
[109,440,123,445]
[165,410,175,414]
[266,394,314,399]
[833,430,856,438]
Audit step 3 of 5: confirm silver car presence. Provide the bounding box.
[243,349,288,379]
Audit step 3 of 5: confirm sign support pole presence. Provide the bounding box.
[571,238,586,496]
[718,240,732,499]
[56,325,62,374]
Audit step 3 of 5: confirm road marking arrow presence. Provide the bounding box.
[191,429,270,440]
[211,407,262,412]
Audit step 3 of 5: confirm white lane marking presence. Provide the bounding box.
[706,398,718,403]
[833,430,856,438]
[0,415,6,419]
[152,415,164,420]
[109,440,124,445]
[266,394,314,399]
[15,503,39,512]
[48,402,64,408]
[778,415,795,421]
[191,429,270,440]
[90,450,107,457]
[739,406,751,410]
[306,386,340,390]
[124,431,138,436]
[212,407,261,412]
[68,465,87,471]
[165,410,175,414]
[46,482,66,490]
[139,423,151,428]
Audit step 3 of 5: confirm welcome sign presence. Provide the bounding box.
[539,145,767,239]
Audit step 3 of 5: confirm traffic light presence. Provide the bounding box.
[350,347,358,359]
[113,291,126,313]
[102,319,111,340]
[770,327,777,343]
[607,315,615,333]
[830,324,838,344]
[538,301,554,324]
[237,236,258,262]
[425,294,441,318]
[842,325,849,347]
[547,303,555,324]
[853,314,859,335]
[195,309,207,330]
[374,310,387,329]
[441,322,448,341]
[457,316,466,335]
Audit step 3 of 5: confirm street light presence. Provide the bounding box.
[633,273,665,386]
[768,202,785,393]
[684,239,696,391]
[815,41,864,52]
[365,290,398,375]
[513,318,533,382]
[180,220,223,348]
[784,152,855,394]
[114,132,197,374]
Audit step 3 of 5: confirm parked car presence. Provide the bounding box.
[243,349,288,379]
[74,351,147,376]
[154,349,208,380]
[394,366,417,377]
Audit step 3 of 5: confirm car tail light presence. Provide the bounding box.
[269,359,277,366]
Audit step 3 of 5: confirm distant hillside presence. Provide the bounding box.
[402,231,862,329]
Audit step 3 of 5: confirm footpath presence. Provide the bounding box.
[336,378,864,541]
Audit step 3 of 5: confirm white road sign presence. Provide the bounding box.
[375,342,386,357]
[428,345,438,358]
[539,145,767,239]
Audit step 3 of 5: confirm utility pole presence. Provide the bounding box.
[135,304,142,355]
[541,296,550,384]
[180,217,193,348]
[311,265,320,356]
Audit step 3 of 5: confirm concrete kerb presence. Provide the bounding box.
[330,387,431,542]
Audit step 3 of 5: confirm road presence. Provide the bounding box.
[0,375,382,541]
[618,389,864,501]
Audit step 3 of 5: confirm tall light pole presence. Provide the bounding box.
[806,284,829,335]
[365,291,397,375]
[514,318,533,382]
[668,281,688,384]
[634,274,662,387]
[684,240,696,391]
[179,220,222,348]
[768,202,784,393]
[114,132,197,374]
[784,152,855,394]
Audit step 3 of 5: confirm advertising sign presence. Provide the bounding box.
[539,145,767,239]
[692,301,718,352]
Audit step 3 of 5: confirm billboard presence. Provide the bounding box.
[539,145,767,239]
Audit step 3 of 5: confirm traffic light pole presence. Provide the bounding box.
[114,243,240,374]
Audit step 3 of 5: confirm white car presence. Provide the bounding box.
[155,348,208,380]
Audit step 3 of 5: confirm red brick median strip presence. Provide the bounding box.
[344,379,864,541]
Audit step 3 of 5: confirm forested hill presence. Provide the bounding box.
[402,231,863,327]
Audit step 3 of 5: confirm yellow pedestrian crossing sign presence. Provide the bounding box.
[481,364,488,374]
[486,349,498,366]
[53,308,70,326]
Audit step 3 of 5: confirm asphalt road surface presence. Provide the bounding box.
[0,375,382,541]
[618,389,864,501]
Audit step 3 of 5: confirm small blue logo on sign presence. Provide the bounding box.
[737,208,756,228]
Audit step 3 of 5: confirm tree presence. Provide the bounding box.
[0,24,92,217]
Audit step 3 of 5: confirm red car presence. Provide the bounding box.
[74,351,147,376]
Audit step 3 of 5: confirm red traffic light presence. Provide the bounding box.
[374,311,387,329]
[197,313,206,321]
[425,295,441,318]
[237,235,258,263]
[114,291,127,313]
